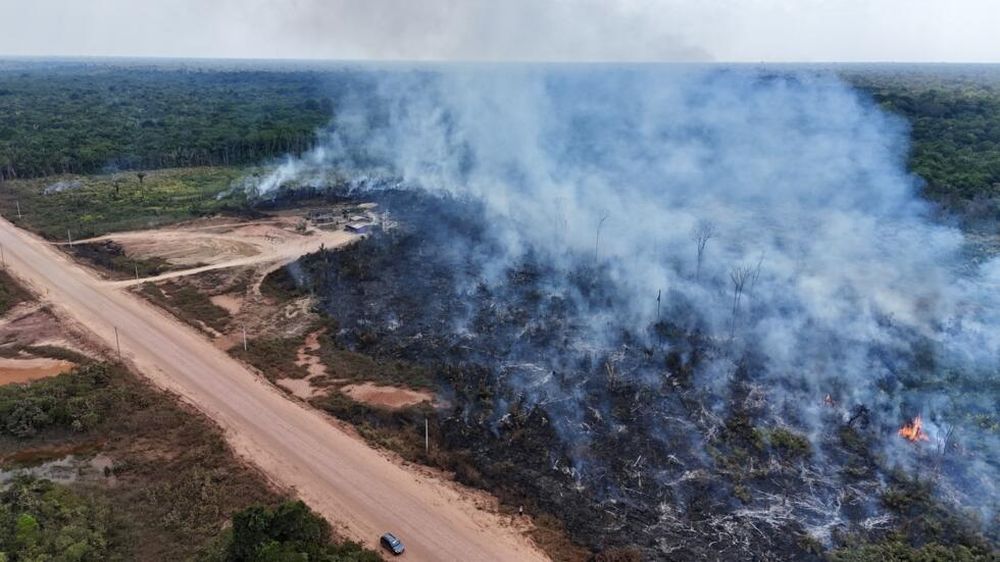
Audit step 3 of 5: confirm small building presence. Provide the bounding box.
[345,222,372,234]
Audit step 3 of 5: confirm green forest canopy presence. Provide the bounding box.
[0,61,332,179]
[2,61,1000,211]
[844,65,1000,206]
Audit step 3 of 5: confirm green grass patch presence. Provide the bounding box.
[0,167,251,240]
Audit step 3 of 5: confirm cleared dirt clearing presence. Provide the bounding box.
[341,382,436,410]
[0,356,75,384]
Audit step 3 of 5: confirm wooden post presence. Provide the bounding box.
[424,417,429,453]
[15,201,21,219]
[114,327,121,360]
[67,229,73,246]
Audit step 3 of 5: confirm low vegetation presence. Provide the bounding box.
[230,335,310,380]
[0,167,250,240]
[138,280,233,334]
[767,427,812,459]
[203,501,379,562]
[0,363,124,438]
[0,362,282,560]
[67,240,176,280]
[829,541,988,562]
[0,359,381,560]
[317,346,435,390]
[0,363,278,560]
[0,271,29,315]
[0,476,116,561]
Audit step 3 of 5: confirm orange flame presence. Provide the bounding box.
[898,415,930,443]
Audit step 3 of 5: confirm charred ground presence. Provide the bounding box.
[269,188,997,560]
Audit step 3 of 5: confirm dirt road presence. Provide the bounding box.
[0,216,547,562]
[67,219,358,287]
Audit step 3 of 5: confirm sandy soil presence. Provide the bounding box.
[70,215,359,288]
[277,332,332,400]
[277,377,324,400]
[0,303,94,357]
[296,330,328,378]
[0,453,114,486]
[341,382,436,410]
[0,357,75,384]
[209,293,243,315]
[0,216,547,562]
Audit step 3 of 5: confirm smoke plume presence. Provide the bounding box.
[257,65,1000,539]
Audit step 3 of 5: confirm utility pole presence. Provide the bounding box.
[114,327,121,360]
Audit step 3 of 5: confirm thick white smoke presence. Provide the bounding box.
[258,65,1000,518]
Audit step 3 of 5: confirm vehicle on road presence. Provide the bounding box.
[380,532,405,556]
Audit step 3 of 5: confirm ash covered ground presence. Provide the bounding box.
[258,66,1000,559]
[281,188,995,559]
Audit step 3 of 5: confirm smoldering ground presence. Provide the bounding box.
[254,66,1000,556]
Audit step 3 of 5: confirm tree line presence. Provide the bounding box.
[846,66,1000,207]
[0,63,333,180]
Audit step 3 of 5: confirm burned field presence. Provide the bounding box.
[273,188,997,560]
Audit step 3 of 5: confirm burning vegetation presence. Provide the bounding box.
[270,188,997,559]
[252,66,1000,559]
[898,415,931,444]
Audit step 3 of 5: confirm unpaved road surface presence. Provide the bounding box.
[74,219,358,287]
[0,216,547,562]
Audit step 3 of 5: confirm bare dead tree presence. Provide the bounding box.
[604,360,620,389]
[730,264,754,338]
[551,197,569,247]
[594,210,610,262]
[937,423,956,458]
[748,253,765,301]
[692,220,716,280]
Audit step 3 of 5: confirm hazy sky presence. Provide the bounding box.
[0,0,996,63]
